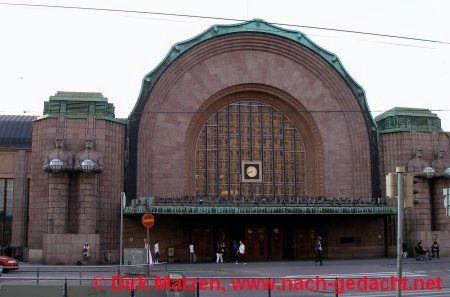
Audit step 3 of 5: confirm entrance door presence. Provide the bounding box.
[282,226,296,260]
[270,226,283,260]
[217,227,230,262]
[245,226,267,261]
[295,225,327,259]
[295,226,315,259]
[191,228,214,262]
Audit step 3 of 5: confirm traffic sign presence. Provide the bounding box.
[141,214,155,228]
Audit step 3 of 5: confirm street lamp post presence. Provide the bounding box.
[119,192,126,274]
[396,166,405,297]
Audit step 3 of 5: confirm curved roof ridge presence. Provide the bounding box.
[130,18,375,128]
[0,114,36,149]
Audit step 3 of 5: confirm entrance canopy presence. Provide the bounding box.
[124,196,397,215]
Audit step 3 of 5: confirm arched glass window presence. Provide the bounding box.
[195,101,306,197]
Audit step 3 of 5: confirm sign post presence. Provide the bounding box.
[119,192,126,274]
[142,214,155,274]
[396,166,405,297]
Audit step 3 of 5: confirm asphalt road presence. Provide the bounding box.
[1,258,449,296]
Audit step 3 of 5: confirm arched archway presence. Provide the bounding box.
[185,84,324,196]
[194,100,306,197]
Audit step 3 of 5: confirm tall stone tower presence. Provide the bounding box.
[28,92,126,264]
[377,108,450,256]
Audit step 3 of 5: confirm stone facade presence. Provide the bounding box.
[122,215,387,261]
[135,34,373,199]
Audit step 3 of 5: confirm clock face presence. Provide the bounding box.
[242,161,262,182]
[246,165,258,178]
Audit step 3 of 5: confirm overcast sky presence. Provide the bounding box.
[1,0,449,130]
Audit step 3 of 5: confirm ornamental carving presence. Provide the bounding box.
[407,146,434,179]
[43,135,73,172]
[431,148,450,178]
[74,137,104,173]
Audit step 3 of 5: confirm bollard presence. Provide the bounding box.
[267,277,272,297]
[64,278,68,297]
[335,277,339,297]
[79,266,82,286]
[196,277,200,297]
[37,267,39,285]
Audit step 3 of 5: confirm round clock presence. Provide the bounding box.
[246,165,258,178]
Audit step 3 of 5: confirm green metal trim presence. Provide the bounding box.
[49,91,108,102]
[124,205,397,215]
[375,107,442,133]
[43,91,117,119]
[378,127,440,134]
[34,114,127,125]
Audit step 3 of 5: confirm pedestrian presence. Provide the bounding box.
[236,240,246,264]
[144,239,153,264]
[231,240,238,262]
[189,243,195,263]
[221,242,227,262]
[216,243,223,263]
[315,236,323,266]
[402,243,408,259]
[82,242,90,265]
[431,236,439,258]
[154,240,160,264]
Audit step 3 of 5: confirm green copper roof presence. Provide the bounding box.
[130,19,376,128]
[41,91,124,123]
[124,205,397,215]
[49,91,107,102]
[376,107,442,133]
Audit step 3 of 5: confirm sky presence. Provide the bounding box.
[1,0,449,130]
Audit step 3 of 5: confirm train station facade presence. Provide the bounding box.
[0,20,449,264]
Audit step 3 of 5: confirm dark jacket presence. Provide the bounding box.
[216,243,223,254]
[315,241,322,253]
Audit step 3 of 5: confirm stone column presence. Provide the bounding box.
[411,180,432,232]
[47,172,69,234]
[78,173,98,234]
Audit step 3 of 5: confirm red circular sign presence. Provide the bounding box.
[141,214,155,228]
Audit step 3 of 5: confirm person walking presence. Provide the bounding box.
[154,240,160,264]
[431,234,440,258]
[81,242,90,265]
[144,239,153,265]
[221,242,227,262]
[315,236,323,266]
[236,240,246,264]
[216,243,223,263]
[189,243,195,263]
[231,240,238,262]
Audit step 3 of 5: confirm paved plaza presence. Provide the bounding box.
[1,258,449,296]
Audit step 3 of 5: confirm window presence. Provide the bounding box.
[195,101,306,197]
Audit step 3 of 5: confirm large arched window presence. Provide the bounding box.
[195,101,306,197]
